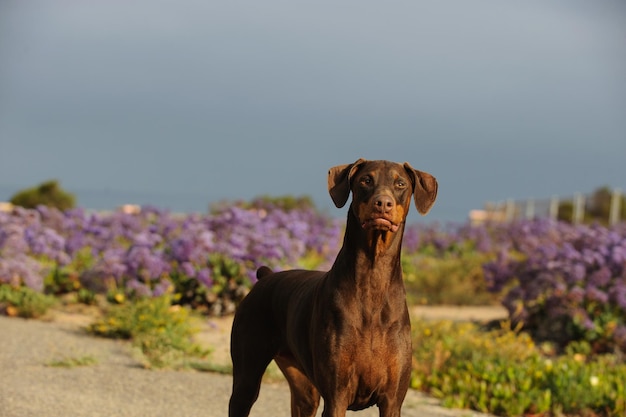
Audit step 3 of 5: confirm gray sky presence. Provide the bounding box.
[1,0,625,223]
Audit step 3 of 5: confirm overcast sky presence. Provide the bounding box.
[1,0,625,223]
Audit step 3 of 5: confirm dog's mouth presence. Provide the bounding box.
[361,217,400,233]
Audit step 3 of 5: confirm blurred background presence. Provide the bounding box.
[1,0,625,223]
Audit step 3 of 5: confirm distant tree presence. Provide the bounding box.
[249,195,316,211]
[10,180,76,211]
[586,186,612,222]
[210,195,317,214]
[558,186,626,224]
[557,200,574,223]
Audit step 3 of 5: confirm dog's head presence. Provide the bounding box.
[328,159,438,233]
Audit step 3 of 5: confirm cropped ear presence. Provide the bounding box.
[404,162,438,215]
[328,158,367,208]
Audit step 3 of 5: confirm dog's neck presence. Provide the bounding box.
[324,209,407,321]
[331,209,405,294]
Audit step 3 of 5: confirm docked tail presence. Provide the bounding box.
[256,266,274,280]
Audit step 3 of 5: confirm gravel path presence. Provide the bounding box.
[0,308,503,417]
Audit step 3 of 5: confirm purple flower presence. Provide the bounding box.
[567,263,587,283]
[197,268,213,287]
[92,248,127,282]
[0,255,44,291]
[152,280,172,297]
[614,325,626,350]
[132,231,162,248]
[609,283,626,310]
[568,286,585,304]
[571,308,596,331]
[589,267,612,287]
[170,238,195,263]
[612,245,626,264]
[124,245,170,281]
[585,286,609,303]
[126,279,152,297]
[180,262,196,277]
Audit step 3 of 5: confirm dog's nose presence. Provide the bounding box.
[373,195,394,214]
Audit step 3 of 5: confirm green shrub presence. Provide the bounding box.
[44,247,95,297]
[403,251,499,305]
[87,295,210,368]
[411,319,626,416]
[10,180,76,211]
[0,284,57,318]
[546,354,625,416]
[171,254,250,315]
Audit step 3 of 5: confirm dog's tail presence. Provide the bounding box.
[256,266,274,280]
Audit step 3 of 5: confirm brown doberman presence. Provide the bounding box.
[229,159,438,417]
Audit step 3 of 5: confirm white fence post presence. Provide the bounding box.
[525,199,535,219]
[573,193,585,224]
[481,190,621,225]
[549,196,559,221]
[609,188,622,226]
[505,199,515,221]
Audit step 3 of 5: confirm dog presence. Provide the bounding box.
[229,159,437,417]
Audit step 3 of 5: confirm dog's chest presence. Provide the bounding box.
[336,322,410,374]
[342,326,409,409]
[346,334,405,409]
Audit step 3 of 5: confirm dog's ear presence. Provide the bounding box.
[404,162,438,215]
[328,158,367,208]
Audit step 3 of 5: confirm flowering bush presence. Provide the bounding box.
[0,200,342,314]
[483,219,626,353]
[2,198,625,343]
[412,319,626,417]
[403,218,626,353]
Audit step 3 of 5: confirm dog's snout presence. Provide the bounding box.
[373,195,394,214]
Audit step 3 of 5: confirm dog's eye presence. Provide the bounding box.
[395,179,407,189]
[360,176,373,186]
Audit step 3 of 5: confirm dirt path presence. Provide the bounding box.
[0,306,504,417]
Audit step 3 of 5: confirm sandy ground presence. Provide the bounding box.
[0,305,504,417]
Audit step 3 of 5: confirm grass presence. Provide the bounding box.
[86,295,211,369]
[188,361,232,374]
[0,284,57,318]
[46,354,99,368]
